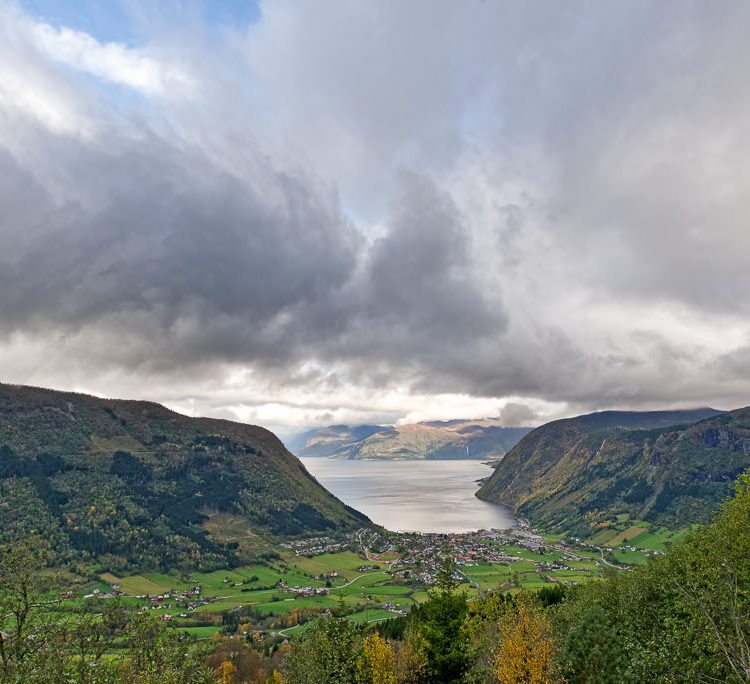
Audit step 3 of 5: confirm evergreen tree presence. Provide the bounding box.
[419,556,468,683]
[562,605,623,683]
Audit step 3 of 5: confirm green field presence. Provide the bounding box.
[286,551,369,580]
[461,563,513,591]
[582,517,688,563]
[348,609,397,624]
[363,585,412,596]
[606,525,648,547]
[611,547,651,564]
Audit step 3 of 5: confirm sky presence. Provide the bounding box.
[2,0,750,440]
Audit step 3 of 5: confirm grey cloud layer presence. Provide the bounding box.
[2,0,750,418]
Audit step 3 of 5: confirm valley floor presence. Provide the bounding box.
[49,522,663,643]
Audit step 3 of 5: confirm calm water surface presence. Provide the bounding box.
[300,458,516,533]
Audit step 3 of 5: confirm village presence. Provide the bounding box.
[278,524,604,589]
[62,521,661,641]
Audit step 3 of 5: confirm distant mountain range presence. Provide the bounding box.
[475,407,750,536]
[0,384,369,572]
[291,421,533,460]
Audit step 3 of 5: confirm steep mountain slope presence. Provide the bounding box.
[289,424,386,457]
[475,407,745,535]
[295,421,532,460]
[0,384,369,572]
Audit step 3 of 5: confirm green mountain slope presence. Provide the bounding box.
[475,407,747,536]
[297,421,532,460]
[0,384,369,572]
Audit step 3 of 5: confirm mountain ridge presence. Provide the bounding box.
[294,420,533,460]
[0,383,369,573]
[476,406,749,536]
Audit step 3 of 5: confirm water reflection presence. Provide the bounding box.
[300,458,517,533]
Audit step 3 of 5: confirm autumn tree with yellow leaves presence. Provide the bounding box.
[492,595,555,684]
[357,633,397,684]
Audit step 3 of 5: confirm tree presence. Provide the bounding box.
[218,660,237,684]
[394,625,429,684]
[357,633,396,684]
[660,470,750,681]
[419,556,468,683]
[461,590,514,682]
[0,539,216,683]
[554,469,750,683]
[492,595,555,684]
[283,614,364,684]
[0,539,60,682]
[562,604,623,683]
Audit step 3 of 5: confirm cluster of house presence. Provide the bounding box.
[276,579,329,597]
[567,535,664,557]
[609,544,664,556]
[381,600,407,616]
[280,535,350,556]
[386,527,544,572]
[83,588,122,599]
[356,564,381,572]
[535,560,590,573]
[131,587,208,616]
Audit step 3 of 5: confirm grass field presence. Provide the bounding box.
[286,551,368,580]
[363,585,412,596]
[108,574,173,596]
[348,609,397,624]
[461,563,513,591]
[611,547,649,564]
[583,517,688,562]
[606,525,647,547]
[588,528,619,545]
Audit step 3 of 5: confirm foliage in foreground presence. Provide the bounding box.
[0,541,215,683]
[554,469,750,682]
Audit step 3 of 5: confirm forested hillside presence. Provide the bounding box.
[476,406,748,537]
[0,384,368,573]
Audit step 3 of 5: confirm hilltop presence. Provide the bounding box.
[295,421,532,460]
[475,406,750,537]
[0,384,369,573]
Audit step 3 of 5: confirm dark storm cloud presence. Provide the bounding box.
[0,119,359,373]
[327,171,506,370]
[0,115,502,388]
